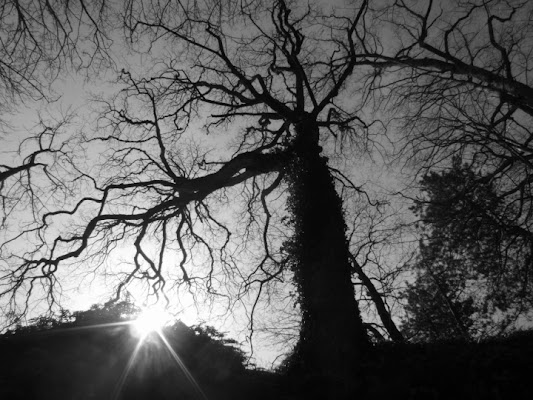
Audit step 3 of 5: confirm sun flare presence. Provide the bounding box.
[131,307,170,337]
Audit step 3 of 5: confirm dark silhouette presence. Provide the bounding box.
[2,300,532,399]
[0,301,275,400]
[1,1,533,398]
[404,159,533,341]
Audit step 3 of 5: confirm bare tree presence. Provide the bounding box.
[0,0,113,230]
[322,163,411,343]
[0,117,74,229]
[0,0,112,116]
[368,0,533,230]
[0,0,391,396]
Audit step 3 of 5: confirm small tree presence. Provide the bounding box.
[403,159,533,340]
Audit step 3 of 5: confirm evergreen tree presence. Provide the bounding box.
[403,159,533,340]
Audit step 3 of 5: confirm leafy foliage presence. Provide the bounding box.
[403,159,533,340]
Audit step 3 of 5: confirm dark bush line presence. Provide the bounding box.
[1,324,532,399]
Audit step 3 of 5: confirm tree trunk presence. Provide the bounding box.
[286,119,369,398]
[351,255,405,343]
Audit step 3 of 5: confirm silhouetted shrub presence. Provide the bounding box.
[2,302,532,399]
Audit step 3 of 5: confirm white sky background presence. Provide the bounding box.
[0,0,421,367]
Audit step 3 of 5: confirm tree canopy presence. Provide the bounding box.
[403,159,533,341]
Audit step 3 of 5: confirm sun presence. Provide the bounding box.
[131,306,171,338]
